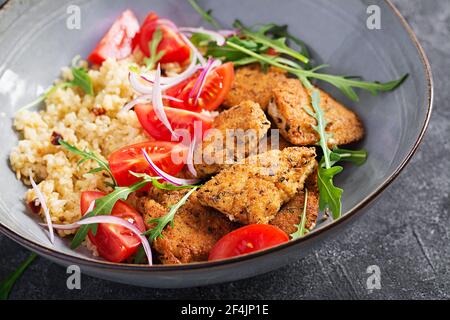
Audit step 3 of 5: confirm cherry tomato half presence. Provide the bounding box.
[108,141,187,188]
[166,62,235,111]
[134,103,214,142]
[208,224,289,261]
[88,10,140,65]
[80,191,145,263]
[138,12,190,64]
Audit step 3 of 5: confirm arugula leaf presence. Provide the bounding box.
[188,0,222,28]
[0,253,37,300]
[304,90,332,168]
[290,189,309,240]
[190,32,217,47]
[233,20,309,64]
[58,140,117,187]
[69,67,94,95]
[16,82,72,113]
[260,23,311,63]
[330,147,368,166]
[143,187,198,241]
[302,89,343,219]
[317,164,343,220]
[225,41,408,102]
[134,187,198,263]
[129,172,200,191]
[143,28,166,71]
[70,178,150,249]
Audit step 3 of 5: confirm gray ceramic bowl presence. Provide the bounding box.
[0,0,432,288]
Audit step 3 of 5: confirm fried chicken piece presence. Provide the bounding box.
[223,64,288,111]
[194,100,271,178]
[260,130,294,151]
[135,189,237,264]
[268,78,364,146]
[197,147,317,225]
[270,166,319,235]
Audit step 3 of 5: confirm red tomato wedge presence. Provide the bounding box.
[138,12,190,64]
[208,224,289,261]
[166,62,235,111]
[80,191,146,263]
[108,141,187,188]
[88,10,140,65]
[135,103,214,142]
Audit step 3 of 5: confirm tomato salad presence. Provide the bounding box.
[23,2,406,266]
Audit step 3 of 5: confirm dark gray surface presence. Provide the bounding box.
[0,0,448,299]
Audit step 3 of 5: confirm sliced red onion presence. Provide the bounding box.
[49,216,153,265]
[142,149,201,186]
[152,65,179,140]
[121,95,183,113]
[129,72,154,95]
[186,135,198,177]
[189,58,213,101]
[85,200,95,214]
[29,172,54,244]
[191,59,222,105]
[180,32,207,66]
[128,23,206,95]
[179,27,226,46]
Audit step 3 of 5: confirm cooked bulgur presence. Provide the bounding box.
[9,55,149,235]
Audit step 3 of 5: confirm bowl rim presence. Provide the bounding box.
[0,0,434,272]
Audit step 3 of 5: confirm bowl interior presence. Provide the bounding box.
[0,0,430,263]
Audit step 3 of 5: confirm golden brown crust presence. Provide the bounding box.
[197,147,317,225]
[268,78,364,146]
[270,166,319,235]
[194,100,271,178]
[223,64,288,110]
[135,190,237,265]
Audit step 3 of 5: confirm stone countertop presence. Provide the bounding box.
[0,0,449,299]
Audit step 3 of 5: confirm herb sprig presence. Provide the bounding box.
[143,28,166,71]
[290,189,309,240]
[134,186,199,263]
[188,0,222,28]
[0,253,37,300]
[68,67,94,96]
[143,187,199,241]
[303,89,344,219]
[17,67,94,112]
[58,140,117,187]
[225,41,408,102]
[233,20,309,64]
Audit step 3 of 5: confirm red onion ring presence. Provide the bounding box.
[30,172,54,244]
[121,95,182,113]
[142,149,201,186]
[186,135,198,177]
[191,59,222,105]
[152,65,178,140]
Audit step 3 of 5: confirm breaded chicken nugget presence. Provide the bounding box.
[135,190,237,264]
[270,167,319,235]
[194,100,271,178]
[268,78,364,146]
[223,64,288,110]
[197,147,317,225]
